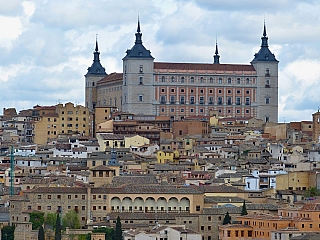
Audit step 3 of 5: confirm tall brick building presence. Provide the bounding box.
[85,20,279,122]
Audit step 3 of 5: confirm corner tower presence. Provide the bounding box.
[251,23,279,123]
[85,38,107,113]
[122,19,155,115]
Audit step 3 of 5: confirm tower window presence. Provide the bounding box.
[138,95,143,101]
[266,97,270,104]
[139,65,143,73]
[139,77,143,85]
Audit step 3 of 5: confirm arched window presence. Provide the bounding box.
[237,78,241,84]
[246,78,250,84]
[161,76,165,82]
[209,77,213,83]
[218,78,222,84]
[200,77,204,83]
[191,77,194,83]
[171,76,175,82]
[181,77,185,83]
[228,78,232,84]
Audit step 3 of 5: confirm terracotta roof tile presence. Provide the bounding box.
[154,62,256,72]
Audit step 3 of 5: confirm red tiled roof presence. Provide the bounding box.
[98,73,122,85]
[154,62,256,72]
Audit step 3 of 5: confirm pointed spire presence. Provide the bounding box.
[261,21,268,47]
[135,17,142,44]
[95,34,99,52]
[86,36,107,75]
[213,38,220,64]
[251,21,278,63]
[263,21,267,37]
[137,17,141,33]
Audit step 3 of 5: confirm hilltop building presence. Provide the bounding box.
[85,20,279,122]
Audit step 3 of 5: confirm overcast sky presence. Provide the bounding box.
[1,0,320,122]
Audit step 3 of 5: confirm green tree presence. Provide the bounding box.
[241,200,248,215]
[1,225,15,240]
[223,211,231,225]
[114,216,123,240]
[45,212,58,229]
[29,212,45,230]
[38,225,45,240]
[55,212,62,240]
[62,210,81,230]
[305,187,320,197]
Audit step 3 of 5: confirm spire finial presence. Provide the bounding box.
[137,16,141,33]
[263,20,267,37]
[213,36,220,64]
[215,37,219,55]
[95,34,99,52]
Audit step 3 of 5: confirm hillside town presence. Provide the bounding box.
[2,102,320,239]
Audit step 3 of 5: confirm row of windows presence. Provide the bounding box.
[60,117,86,121]
[160,96,252,105]
[61,111,86,115]
[159,76,255,84]
[160,108,251,114]
[161,88,251,94]
[98,86,122,93]
[39,194,86,200]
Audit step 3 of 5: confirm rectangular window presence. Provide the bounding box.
[139,95,143,101]
[170,96,175,104]
[209,97,213,104]
[236,97,241,105]
[266,98,270,104]
[180,96,185,104]
[227,97,232,105]
[190,96,195,104]
[199,96,204,104]
[139,65,143,73]
[139,76,143,85]
[218,97,223,105]
[245,97,250,105]
[160,96,166,104]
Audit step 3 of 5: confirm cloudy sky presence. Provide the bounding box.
[1,0,320,122]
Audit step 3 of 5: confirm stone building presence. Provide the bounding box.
[85,20,279,122]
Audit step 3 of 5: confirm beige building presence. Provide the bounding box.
[86,21,279,122]
[33,102,90,144]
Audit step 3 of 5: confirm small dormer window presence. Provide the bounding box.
[139,52,143,56]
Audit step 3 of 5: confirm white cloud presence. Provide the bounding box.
[1,0,320,122]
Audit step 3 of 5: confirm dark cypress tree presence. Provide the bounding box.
[223,211,231,225]
[38,225,45,240]
[114,216,123,240]
[55,212,62,240]
[241,200,248,215]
